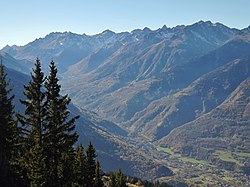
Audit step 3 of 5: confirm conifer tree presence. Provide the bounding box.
[17,58,47,187]
[93,161,103,187]
[44,60,79,186]
[58,152,76,187]
[0,61,19,186]
[86,141,97,187]
[110,173,116,187]
[75,144,87,186]
[0,60,25,187]
[109,169,127,187]
[116,169,127,187]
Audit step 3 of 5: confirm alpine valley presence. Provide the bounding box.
[1,20,250,186]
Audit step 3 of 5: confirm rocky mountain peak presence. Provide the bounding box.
[143,27,152,32]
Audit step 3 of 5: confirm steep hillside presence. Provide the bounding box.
[68,105,173,179]
[126,36,250,140]
[0,51,32,74]
[161,77,250,174]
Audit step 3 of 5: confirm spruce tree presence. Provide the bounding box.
[93,161,103,187]
[58,152,76,187]
[110,173,116,187]
[109,169,127,187]
[44,60,79,186]
[0,60,25,186]
[85,141,97,187]
[0,61,19,186]
[116,169,127,187]
[17,58,47,187]
[75,144,87,186]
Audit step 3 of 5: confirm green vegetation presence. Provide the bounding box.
[157,146,174,155]
[110,169,127,187]
[16,59,82,186]
[156,145,209,165]
[222,175,234,183]
[179,157,209,165]
[157,144,248,168]
[156,145,210,165]
[0,60,21,186]
[156,145,210,166]
[214,150,239,164]
[235,152,250,158]
[94,161,103,187]
[170,154,210,165]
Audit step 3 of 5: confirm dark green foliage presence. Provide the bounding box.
[16,59,81,186]
[44,60,79,153]
[110,173,116,187]
[0,61,20,186]
[115,169,127,187]
[15,59,102,186]
[153,181,171,187]
[94,161,103,187]
[75,144,87,186]
[27,143,46,187]
[74,144,103,187]
[58,151,76,187]
[85,141,97,187]
[109,169,127,187]
[17,58,47,186]
[0,61,12,185]
[141,180,172,187]
[108,170,171,187]
[44,61,79,186]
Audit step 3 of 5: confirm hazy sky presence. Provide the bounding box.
[1,0,250,49]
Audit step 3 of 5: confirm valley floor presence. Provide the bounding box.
[123,134,250,187]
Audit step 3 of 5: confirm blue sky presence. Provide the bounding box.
[0,0,250,49]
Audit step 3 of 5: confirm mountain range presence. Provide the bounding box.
[1,20,250,185]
